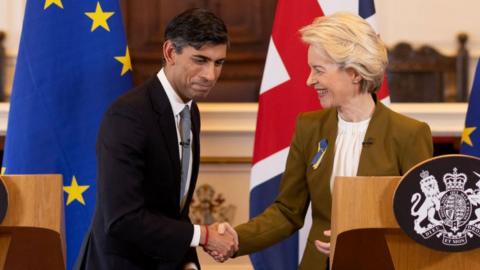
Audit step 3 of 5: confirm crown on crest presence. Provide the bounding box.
[420,170,436,185]
[443,167,467,191]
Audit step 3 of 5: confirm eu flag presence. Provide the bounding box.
[461,60,480,156]
[2,1,132,268]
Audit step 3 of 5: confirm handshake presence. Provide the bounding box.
[200,222,238,263]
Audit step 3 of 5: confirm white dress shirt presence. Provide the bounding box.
[157,69,201,251]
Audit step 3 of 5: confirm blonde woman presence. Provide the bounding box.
[211,12,433,269]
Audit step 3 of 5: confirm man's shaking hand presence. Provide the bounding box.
[202,222,238,262]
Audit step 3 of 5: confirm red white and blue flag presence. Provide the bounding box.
[249,0,389,269]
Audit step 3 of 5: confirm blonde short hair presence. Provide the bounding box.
[300,12,388,93]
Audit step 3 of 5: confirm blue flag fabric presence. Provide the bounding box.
[2,1,132,268]
[461,60,480,156]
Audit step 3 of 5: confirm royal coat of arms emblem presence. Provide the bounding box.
[394,155,480,251]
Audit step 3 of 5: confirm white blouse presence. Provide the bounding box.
[330,114,371,192]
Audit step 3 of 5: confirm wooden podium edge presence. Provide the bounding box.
[331,169,480,270]
[0,226,64,270]
[0,174,66,269]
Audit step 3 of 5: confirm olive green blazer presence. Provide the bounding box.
[235,101,433,269]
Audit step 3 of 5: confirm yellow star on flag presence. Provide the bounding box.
[461,127,477,147]
[115,47,132,76]
[1,167,5,175]
[44,0,63,10]
[63,176,90,206]
[85,2,115,32]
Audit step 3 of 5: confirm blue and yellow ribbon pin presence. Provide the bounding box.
[311,139,328,170]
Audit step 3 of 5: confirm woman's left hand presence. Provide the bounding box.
[314,230,331,256]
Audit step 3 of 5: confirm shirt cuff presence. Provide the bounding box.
[184,262,199,270]
[190,224,200,247]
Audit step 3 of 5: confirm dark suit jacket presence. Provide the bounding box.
[75,76,201,270]
[235,98,433,269]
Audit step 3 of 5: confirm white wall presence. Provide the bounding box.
[375,0,480,89]
[376,0,480,55]
[0,0,25,96]
[0,0,25,56]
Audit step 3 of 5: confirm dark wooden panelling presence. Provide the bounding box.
[120,0,277,102]
[387,34,469,102]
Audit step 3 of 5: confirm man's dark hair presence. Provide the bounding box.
[164,8,229,53]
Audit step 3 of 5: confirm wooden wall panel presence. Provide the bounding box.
[120,0,277,102]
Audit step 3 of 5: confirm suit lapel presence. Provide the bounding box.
[149,76,202,215]
[148,77,182,204]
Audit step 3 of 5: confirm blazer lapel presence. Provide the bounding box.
[308,108,338,206]
[357,96,385,176]
[318,109,338,199]
[148,77,182,203]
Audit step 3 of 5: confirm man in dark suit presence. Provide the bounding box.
[75,8,237,270]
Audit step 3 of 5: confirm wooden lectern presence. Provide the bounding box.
[330,176,480,270]
[0,175,65,270]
